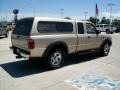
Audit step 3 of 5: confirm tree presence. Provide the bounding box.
[100,17,110,24]
[87,17,99,25]
[112,19,120,26]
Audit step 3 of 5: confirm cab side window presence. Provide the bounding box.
[77,23,84,34]
[86,23,96,34]
[37,21,73,33]
[100,25,103,27]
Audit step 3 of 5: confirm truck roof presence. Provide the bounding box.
[20,17,92,24]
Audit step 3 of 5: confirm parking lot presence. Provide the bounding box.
[0,32,120,90]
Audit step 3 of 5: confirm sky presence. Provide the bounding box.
[0,0,120,21]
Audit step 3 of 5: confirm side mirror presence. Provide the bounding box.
[96,30,101,34]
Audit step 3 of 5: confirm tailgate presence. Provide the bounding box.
[11,34,29,50]
[11,17,34,50]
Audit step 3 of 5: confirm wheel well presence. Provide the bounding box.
[101,39,112,49]
[108,40,112,46]
[43,42,68,57]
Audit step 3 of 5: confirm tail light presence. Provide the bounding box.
[27,39,35,49]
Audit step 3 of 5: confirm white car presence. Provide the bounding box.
[96,24,116,33]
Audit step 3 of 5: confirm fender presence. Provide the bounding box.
[100,38,112,49]
[42,41,68,57]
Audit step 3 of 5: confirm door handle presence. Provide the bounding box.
[88,36,91,38]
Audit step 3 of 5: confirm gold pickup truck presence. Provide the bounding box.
[11,17,112,69]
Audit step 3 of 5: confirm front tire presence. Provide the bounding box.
[47,49,65,69]
[100,43,110,56]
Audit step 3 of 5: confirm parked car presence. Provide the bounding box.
[115,26,120,33]
[96,24,116,34]
[10,17,112,69]
[6,22,13,31]
[0,23,9,37]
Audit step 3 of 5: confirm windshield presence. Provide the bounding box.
[13,17,34,36]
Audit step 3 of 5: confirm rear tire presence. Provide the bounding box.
[100,42,110,56]
[47,49,66,69]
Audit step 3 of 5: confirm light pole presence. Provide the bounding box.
[13,9,19,24]
[60,9,64,19]
[23,3,27,18]
[84,12,88,20]
[108,3,115,30]
[5,12,7,21]
[33,8,36,17]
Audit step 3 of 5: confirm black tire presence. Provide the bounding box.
[100,42,110,56]
[47,49,66,69]
[110,31,114,34]
[106,29,110,34]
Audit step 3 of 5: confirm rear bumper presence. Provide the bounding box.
[10,46,30,58]
[10,45,46,58]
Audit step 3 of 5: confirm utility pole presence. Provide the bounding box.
[5,12,7,21]
[60,9,64,19]
[33,8,36,17]
[23,3,27,18]
[108,3,115,30]
[84,12,88,20]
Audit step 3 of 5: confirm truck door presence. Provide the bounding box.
[77,22,90,51]
[85,23,102,49]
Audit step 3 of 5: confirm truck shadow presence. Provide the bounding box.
[1,53,101,78]
[65,53,101,65]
